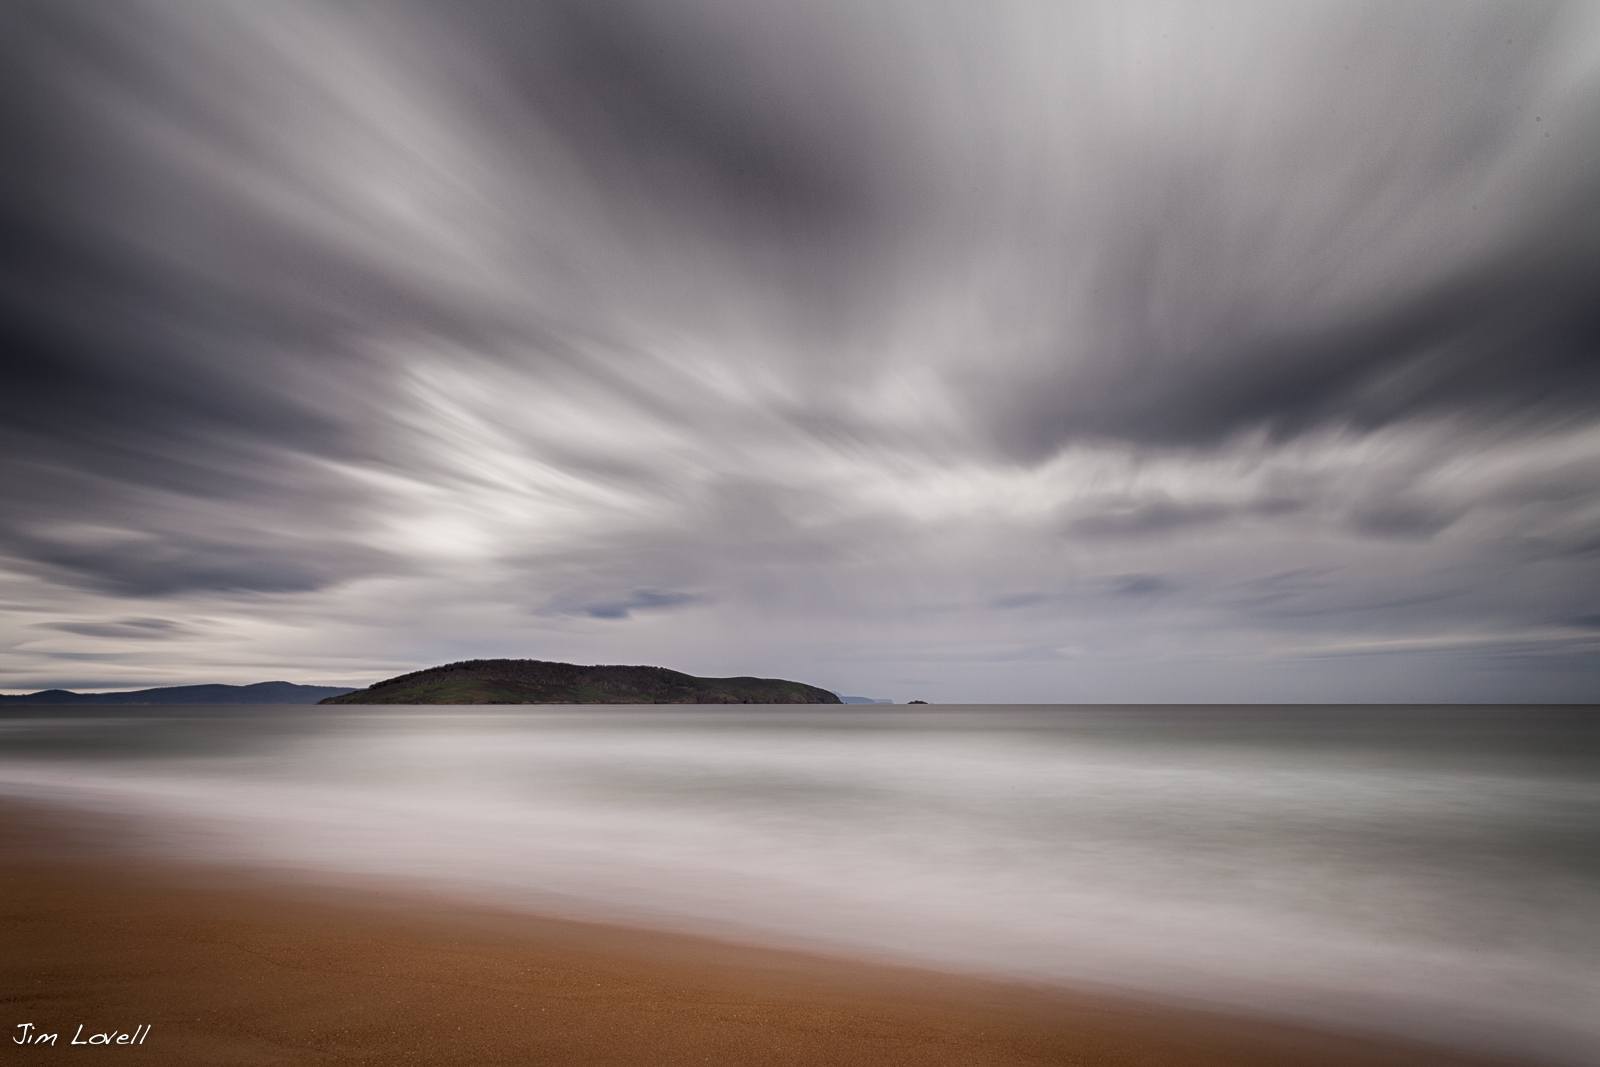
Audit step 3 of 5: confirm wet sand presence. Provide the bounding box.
[0,801,1529,1067]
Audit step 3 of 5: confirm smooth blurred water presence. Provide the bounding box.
[2,704,1596,1064]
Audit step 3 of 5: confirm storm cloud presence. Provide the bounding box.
[2,0,1598,700]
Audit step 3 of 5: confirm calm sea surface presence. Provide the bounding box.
[2,704,1596,1064]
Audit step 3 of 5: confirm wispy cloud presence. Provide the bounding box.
[1,0,1597,699]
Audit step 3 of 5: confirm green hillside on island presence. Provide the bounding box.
[318,659,842,705]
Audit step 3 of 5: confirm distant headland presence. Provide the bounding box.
[0,681,357,706]
[319,659,844,705]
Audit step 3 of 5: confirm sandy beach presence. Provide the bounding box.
[0,800,1535,1067]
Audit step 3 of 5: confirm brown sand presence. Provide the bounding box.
[0,801,1527,1067]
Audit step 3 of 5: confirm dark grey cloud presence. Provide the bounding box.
[1,0,1597,699]
[41,618,187,639]
[575,589,702,620]
[1347,497,1466,540]
[1111,574,1174,597]
[987,575,1179,611]
[17,532,402,598]
[484,1,877,231]
[997,240,1600,458]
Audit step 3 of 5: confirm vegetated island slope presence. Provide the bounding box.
[0,682,357,706]
[319,659,842,705]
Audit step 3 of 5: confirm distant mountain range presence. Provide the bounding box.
[837,695,893,704]
[0,681,357,705]
[320,659,842,705]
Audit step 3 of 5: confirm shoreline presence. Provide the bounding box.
[0,798,1539,1067]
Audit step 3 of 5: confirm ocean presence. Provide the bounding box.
[2,704,1596,1064]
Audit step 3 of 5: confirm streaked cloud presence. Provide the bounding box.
[2,0,1597,700]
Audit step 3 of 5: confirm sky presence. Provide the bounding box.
[3,0,1599,702]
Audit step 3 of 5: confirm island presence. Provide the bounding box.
[317,658,843,705]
